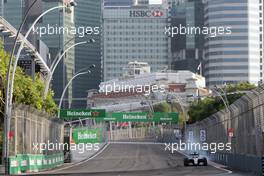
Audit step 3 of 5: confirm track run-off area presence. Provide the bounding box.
[33,142,254,176]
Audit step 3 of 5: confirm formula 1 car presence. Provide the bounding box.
[184,152,207,166]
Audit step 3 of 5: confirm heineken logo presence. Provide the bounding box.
[123,114,147,120]
[78,132,97,140]
[67,111,92,117]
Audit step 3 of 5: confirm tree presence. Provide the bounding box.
[226,82,256,93]
[0,40,58,116]
[0,41,58,161]
[153,102,171,112]
[188,93,245,123]
[153,102,187,126]
[187,82,256,124]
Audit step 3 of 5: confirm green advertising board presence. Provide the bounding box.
[72,128,103,144]
[9,153,64,175]
[95,112,178,123]
[60,109,178,123]
[60,109,106,120]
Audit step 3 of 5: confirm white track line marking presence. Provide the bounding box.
[35,143,110,174]
[110,141,232,174]
[32,142,233,175]
[109,141,163,145]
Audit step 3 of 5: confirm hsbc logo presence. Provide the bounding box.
[130,11,151,17]
[129,10,164,18]
[152,10,163,17]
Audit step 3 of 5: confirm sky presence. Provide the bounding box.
[149,0,162,4]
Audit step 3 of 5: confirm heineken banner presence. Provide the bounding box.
[60,109,106,120]
[72,128,103,144]
[96,112,178,123]
[60,109,178,123]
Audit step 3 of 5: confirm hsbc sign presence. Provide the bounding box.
[129,10,164,18]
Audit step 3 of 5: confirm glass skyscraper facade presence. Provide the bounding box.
[1,0,23,29]
[104,0,133,8]
[103,3,169,81]
[0,0,49,77]
[39,0,75,107]
[1,0,43,35]
[72,0,102,108]
[204,0,263,87]
[168,0,204,74]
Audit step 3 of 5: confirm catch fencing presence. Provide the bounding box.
[8,105,64,174]
[109,126,161,141]
[185,85,264,175]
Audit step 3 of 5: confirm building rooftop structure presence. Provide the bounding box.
[87,62,208,110]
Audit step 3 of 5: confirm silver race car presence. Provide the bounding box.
[184,152,207,166]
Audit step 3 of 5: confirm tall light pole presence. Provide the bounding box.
[212,86,231,145]
[3,2,77,174]
[50,36,76,70]
[43,39,95,98]
[5,0,39,111]
[140,94,154,113]
[166,94,188,139]
[211,86,230,113]
[58,67,94,118]
[50,32,93,71]
[2,0,39,170]
[214,85,229,107]
[9,4,76,106]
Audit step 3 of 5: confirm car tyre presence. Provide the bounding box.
[203,159,207,166]
[184,159,189,166]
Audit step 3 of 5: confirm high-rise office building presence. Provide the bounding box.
[0,0,3,16]
[104,0,149,7]
[134,0,149,6]
[262,2,264,83]
[0,0,49,77]
[204,0,263,87]
[72,0,102,108]
[167,0,204,74]
[39,0,75,107]
[104,0,133,8]
[102,3,170,81]
[1,0,23,29]
[1,0,43,39]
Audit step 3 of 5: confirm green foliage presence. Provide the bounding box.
[188,93,244,123]
[187,82,255,124]
[153,102,186,126]
[153,102,171,113]
[0,41,58,116]
[188,98,219,123]
[226,82,256,93]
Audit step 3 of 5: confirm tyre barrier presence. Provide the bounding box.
[9,153,64,175]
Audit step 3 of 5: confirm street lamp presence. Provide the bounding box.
[10,3,78,104]
[50,37,94,70]
[140,94,154,113]
[3,1,77,174]
[166,94,188,139]
[43,39,95,98]
[3,1,39,170]
[211,87,230,112]
[69,0,77,7]
[50,37,76,70]
[211,86,231,145]
[213,85,229,108]
[58,67,94,118]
